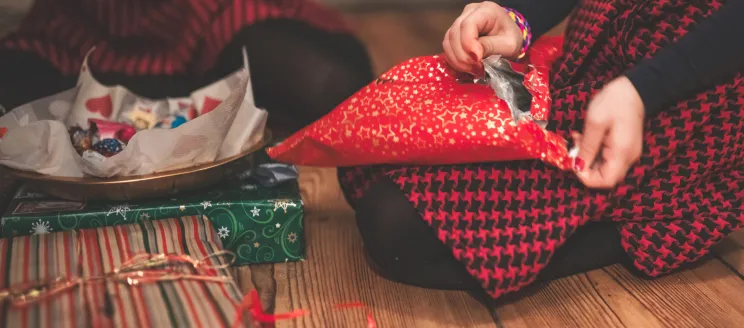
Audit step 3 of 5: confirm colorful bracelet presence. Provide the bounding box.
[503,8,532,59]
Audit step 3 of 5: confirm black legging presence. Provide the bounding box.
[0,19,374,133]
[340,172,631,300]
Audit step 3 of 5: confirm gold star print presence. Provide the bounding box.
[254,242,260,248]
[449,138,455,144]
[340,105,364,126]
[435,109,459,127]
[179,205,186,211]
[467,124,474,130]
[473,110,489,122]
[424,99,433,105]
[459,113,468,119]
[486,121,497,129]
[399,123,416,136]
[359,126,372,139]
[415,138,427,149]
[433,133,444,144]
[375,124,395,142]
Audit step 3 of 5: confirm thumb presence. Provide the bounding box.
[478,34,521,60]
[577,117,609,172]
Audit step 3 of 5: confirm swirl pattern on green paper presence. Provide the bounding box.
[1,183,305,265]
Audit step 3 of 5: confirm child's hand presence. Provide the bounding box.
[574,76,645,189]
[443,2,523,73]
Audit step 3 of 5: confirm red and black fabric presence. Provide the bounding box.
[1,0,348,76]
[0,1,372,132]
[340,0,744,299]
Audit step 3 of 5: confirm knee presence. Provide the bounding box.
[352,177,447,267]
[353,178,416,263]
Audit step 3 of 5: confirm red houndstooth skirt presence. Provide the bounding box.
[340,0,744,299]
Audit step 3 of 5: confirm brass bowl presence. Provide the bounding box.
[0,131,271,201]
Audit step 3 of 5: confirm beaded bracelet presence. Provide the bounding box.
[503,8,532,59]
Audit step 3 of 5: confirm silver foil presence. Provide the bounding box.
[481,56,546,127]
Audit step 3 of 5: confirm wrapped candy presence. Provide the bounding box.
[155,115,188,129]
[267,36,573,169]
[125,105,160,130]
[69,127,98,154]
[89,118,136,143]
[91,138,125,157]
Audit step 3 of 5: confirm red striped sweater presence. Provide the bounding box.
[0,0,349,76]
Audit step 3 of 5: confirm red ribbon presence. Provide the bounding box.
[233,290,377,328]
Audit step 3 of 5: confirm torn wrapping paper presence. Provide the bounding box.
[0,51,267,178]
[267,37,570,169]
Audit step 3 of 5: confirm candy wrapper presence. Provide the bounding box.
[267,37,573,169]
[0,51,267,178]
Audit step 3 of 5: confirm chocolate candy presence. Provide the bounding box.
[70,127,95,153]
[92,138,125,157]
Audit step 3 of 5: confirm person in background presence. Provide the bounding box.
[339,0,744,301]
[0,0,373,133]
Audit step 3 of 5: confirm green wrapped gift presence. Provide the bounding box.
[0,180,305,265]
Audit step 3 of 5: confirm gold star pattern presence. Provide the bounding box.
[267,48,574,171]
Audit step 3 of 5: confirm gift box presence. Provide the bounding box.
[0,215,248,327]
[0,176,305,266]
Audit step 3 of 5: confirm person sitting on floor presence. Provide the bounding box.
[339,0,744,302]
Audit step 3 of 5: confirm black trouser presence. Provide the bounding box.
[341,173,631,301]
[0,19,374,134]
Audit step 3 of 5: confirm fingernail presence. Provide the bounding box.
[469,51,479,63]
[573,158,585,172]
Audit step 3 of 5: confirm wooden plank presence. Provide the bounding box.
[492,273,624,328]
[597,261,744,327]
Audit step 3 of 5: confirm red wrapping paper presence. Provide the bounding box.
[267,37,572,170]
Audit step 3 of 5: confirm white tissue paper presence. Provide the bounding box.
[0,51,267,178]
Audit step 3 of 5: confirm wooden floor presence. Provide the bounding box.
[234,9,744,328]
[1,8,743,328]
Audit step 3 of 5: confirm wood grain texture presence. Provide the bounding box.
[0,7,743,328]
[238,211,496,328]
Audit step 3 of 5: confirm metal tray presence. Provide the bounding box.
[0,131,271,202]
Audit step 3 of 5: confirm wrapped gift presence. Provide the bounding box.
[267,36,575,170]
[0,175,304,266]
[0,215,248,327]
